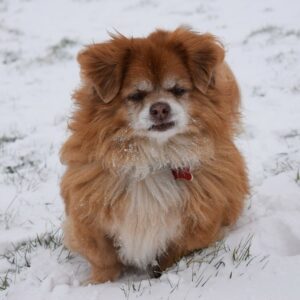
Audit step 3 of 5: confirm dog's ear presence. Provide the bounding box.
[171,28,225,94]
[77,40,128,103]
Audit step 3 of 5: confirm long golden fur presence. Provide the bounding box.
[60,27,249,283]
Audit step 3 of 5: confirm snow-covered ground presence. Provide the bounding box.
[1,0,300,299]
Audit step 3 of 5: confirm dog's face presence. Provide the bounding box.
[122,48,192,142]
[77,28,231,147]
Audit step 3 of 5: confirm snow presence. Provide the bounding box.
[1,0,300,299]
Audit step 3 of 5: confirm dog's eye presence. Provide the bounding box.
[169,86,187,97]
[128,91,146,102]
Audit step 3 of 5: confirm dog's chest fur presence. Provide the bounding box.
[110,169,185,268]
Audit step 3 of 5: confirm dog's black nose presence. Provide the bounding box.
[150,102,171,122]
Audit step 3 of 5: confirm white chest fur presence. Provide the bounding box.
[112,169,185,269]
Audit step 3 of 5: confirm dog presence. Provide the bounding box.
[60,27,249,283]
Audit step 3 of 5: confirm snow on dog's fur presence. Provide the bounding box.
[60,27,249,283]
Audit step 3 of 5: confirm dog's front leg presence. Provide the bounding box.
[64,217,122,284]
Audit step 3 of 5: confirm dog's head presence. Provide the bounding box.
[66,28,240,170]
[78,28,239,142]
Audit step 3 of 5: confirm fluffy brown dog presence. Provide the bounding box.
[60,27,249,283]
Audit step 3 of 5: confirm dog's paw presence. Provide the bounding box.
[82,266,122,285]
[147,264,163,278]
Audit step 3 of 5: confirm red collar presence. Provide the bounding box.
[171,167,193,181]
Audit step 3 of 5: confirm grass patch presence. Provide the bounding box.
[2,152,48,192]
[0,134,23,147]
[0,272,10,291]
[0,229,72,292]
[0,232,267,295]
[295,169,300,184]
[36,37,78,64]
[119,234,268,297]
[243,26,300,44]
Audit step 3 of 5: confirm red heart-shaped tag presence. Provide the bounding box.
[171,167,193,181]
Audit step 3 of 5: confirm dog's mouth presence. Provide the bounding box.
[149,121,175,132]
